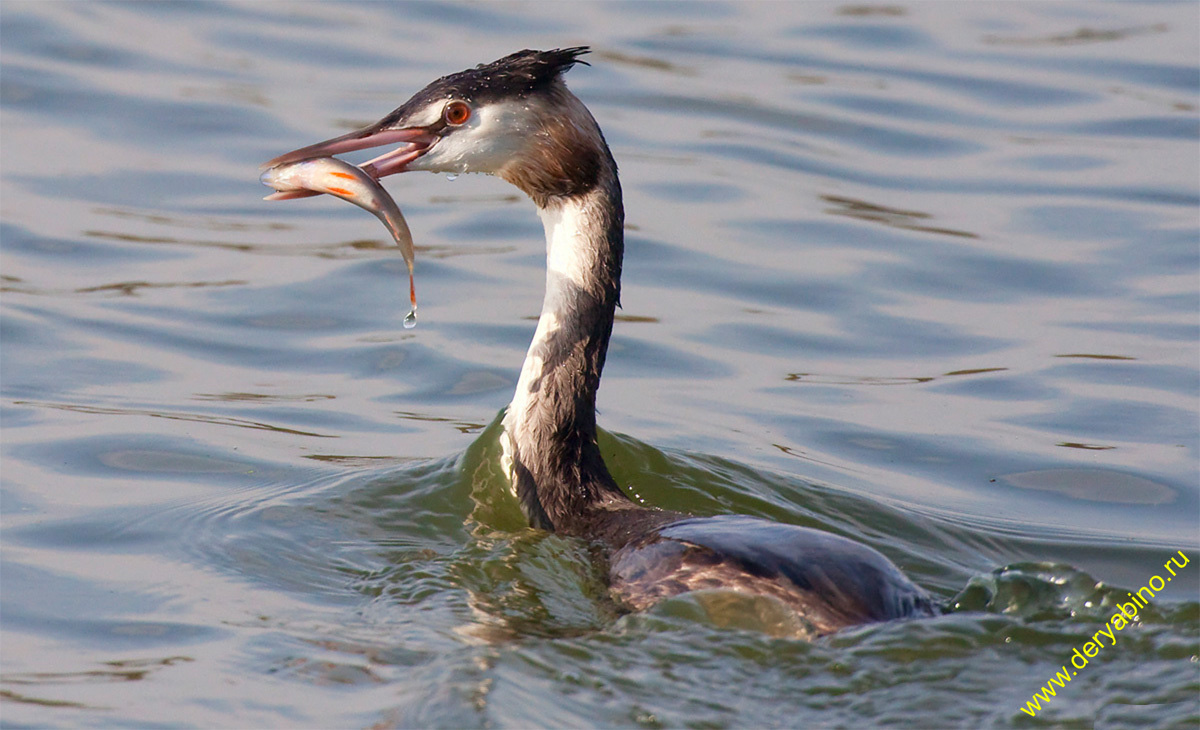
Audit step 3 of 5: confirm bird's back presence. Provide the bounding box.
[608,514,939,635]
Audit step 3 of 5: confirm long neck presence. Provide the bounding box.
[500,164,634,535]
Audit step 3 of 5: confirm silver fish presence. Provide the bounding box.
[260,157,417,326]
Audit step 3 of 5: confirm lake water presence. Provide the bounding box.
[2,2,1197,727]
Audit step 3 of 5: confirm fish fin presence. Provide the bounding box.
[263,190,322,201]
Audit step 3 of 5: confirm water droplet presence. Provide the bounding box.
[403,309,417,329]
[446,173,459,182]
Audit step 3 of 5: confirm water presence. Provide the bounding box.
[2,1,1197,727]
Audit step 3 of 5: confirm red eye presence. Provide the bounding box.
[444,101,471,126]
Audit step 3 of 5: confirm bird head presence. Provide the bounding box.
[263,47,609,205]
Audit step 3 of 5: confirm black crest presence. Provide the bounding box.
[383,47,591,125]
[461,47,591,100]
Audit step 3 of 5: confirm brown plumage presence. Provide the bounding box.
[264,48,940,635]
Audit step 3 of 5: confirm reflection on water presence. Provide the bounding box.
[982,23,1170,47]
[822,194,980,238]
[2,1,1197,728]
[999,468,1175,505]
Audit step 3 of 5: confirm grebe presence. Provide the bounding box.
[265,48,938,634]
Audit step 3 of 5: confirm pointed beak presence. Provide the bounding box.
[262,120,439,179]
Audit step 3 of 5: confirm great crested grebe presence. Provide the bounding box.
[265,48,938,635]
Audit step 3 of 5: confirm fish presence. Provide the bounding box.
[260,157,417,327]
